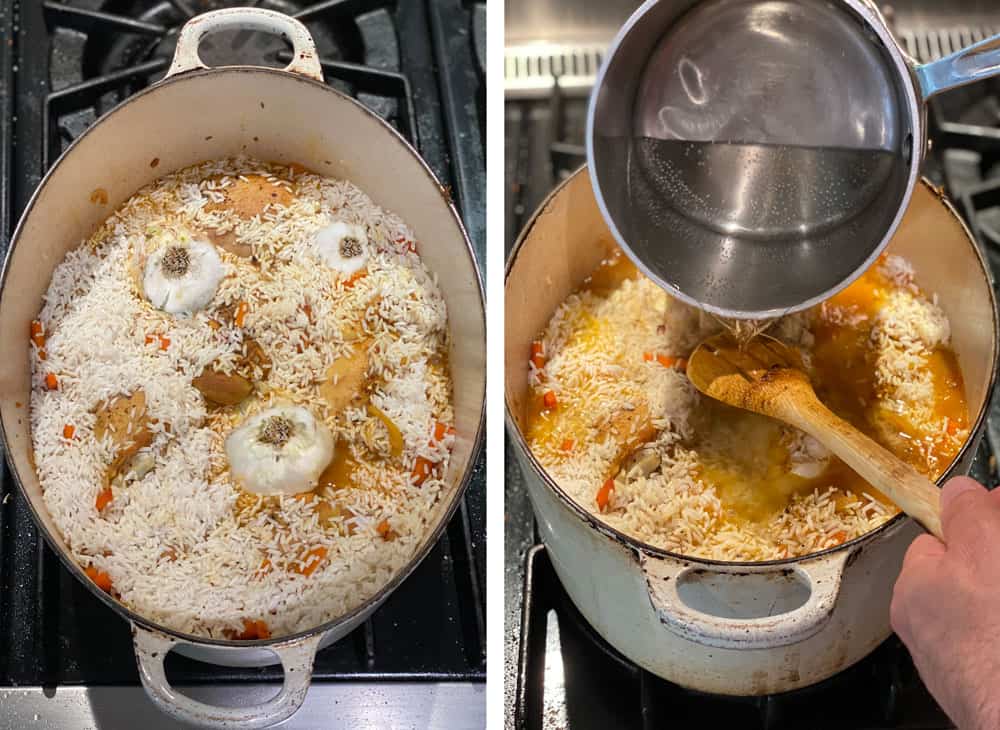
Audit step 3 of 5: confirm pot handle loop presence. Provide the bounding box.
[166,7,325,83]
[917,33,1000,99]
[641,550,850,650]
[132,623,322,729]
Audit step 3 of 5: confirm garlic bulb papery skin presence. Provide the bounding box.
[314,221,369,275]
[225,406,335,497]
[143,240,225,315]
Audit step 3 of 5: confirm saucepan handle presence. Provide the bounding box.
[166,7,325,83]
[641,550,850,650]
[916,33,1000,99]
[132,623,322,729]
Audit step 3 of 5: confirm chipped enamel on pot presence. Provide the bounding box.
[505,167,998,696]
[0,9,485,729]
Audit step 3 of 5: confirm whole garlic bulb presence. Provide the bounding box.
[143,240,224,315]
[314,221,369,275]
[225,405,334,497]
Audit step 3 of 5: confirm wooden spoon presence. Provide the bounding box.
[686,334,943,539]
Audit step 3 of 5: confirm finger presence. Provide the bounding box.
[900,533,946,572]
[940,476,992,542]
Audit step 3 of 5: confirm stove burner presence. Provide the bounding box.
[42,0,414,166]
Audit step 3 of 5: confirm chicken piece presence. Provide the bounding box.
[600,401,657,476]
[242,337,272,380]
[207,228,252,259]
[319,342,370,413]
[192,368,253,406]
[94,390,154,484]
[206,174,293,220]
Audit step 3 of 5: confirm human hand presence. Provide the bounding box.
[891,476,1000,730]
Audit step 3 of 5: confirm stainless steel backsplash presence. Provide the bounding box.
[504,0,1000,97]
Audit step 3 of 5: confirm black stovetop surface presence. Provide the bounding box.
[505,46,1000,730]
[0,0,485,687]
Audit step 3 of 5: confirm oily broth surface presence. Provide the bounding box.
[527,251,968,534]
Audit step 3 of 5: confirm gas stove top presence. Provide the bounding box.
[505,8,1000,729]
[0,1,485,727]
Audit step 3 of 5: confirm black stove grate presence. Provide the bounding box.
[0,0,485,688]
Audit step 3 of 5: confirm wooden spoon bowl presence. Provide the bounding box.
[686,334,943,539]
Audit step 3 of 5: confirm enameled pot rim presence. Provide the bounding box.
[0,64,487,650]
[505,165,999,570]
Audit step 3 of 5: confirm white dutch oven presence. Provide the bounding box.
[505,167,998,696]
[0,8,485,728]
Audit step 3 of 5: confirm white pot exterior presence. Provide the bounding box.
[505,168,998,696]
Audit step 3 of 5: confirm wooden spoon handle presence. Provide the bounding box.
[779,394,943,540]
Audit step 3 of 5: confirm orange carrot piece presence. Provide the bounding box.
[542,391,558,410]
[85,565,113,593]
[144,334,156,346]
[433,421,456,442]
[643,352,654,362]
[44,373,58,391]
[293,547,327,577]
[411,456,435,486]
[237,618,271,640]
[947,420,960,436]
[656,354,678,368]
[158,336,170,351]
[831,530,848,545]
[530,341,546,369]
[30,320,45,348]
[38,350,47,361]
[560,438,574,452]
[343,270,367,288]
[63,424,75,440]
[95,486,113,512]
[235,301,249,328]
[596,478,615,512]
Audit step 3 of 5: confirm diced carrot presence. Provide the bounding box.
[433,421,456,442]
[44,373,58,391]
[643,352,654,362]
[947,420,959,436]
[38,350,47,361]
[543,391,557,410]
[560,438,574,452]
[63,424,75,440]
[530,341,546,369]
[235,301,249,328]
[596,478,615,512]
[656,354,678,368]
[343,270,367,288]
[145,334,156,346]
[236,618,271,640]
[292,546,327,577]
[158,336,170,351]
[95,486,113,512]
[376,518,399,542]
[30,320,45,348]
[411,456,435,486]
[831,530,848,545]
[84,565,113,593]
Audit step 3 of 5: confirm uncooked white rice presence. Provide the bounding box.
[527,254,968,562]
[30,157,456,639]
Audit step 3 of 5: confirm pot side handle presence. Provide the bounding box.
[166,7,325,83]
[132,623,322,729]
[640,550,850,650]
[917,33,1000,99]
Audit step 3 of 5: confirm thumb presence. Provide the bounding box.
[940,476,991,543]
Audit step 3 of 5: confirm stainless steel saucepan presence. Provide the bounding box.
[588,0,1000,319]
[0,8,485,728]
